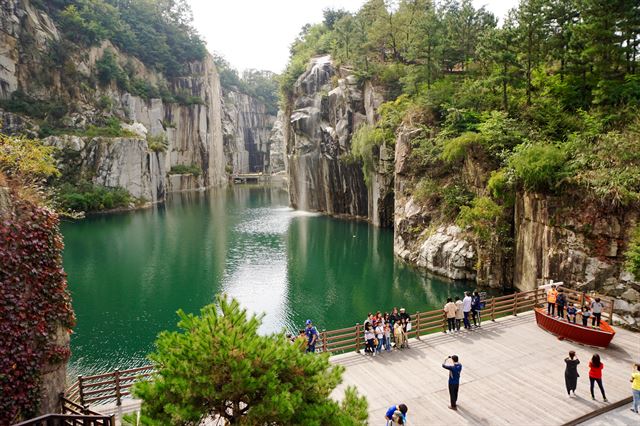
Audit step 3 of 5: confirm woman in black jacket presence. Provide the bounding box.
[565,350,580,396]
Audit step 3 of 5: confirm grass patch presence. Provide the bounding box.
[56,181,135,212]
[169,164,202,176]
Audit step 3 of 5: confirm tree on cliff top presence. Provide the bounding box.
[133,295,368,425]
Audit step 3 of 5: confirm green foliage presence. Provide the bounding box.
[441,132,482,164]
[476,111,527,156]
[457,196,504,244]
[414,177,439,205]
[564,121,640,206]
[0,133,60,182]
[409,133,443,171]
[351,123,386,186]
[441,183,474,218]
[146,134,168,153]
[213,55,280,113]
[97,95,113,112]
[0,198,75,423]
[487,169,512,201]
[133,295,368,425]
[169,164,201,176]
[413,178,473,219]
[174,92,204,106]
[508,143,568,192]
[129,78,160,100]
[241,69,280,115]
[281,24,332,96]
[56,181,134,212]
[47,0,206,77]
[0,90,68,121]
[626,226,640,280]
[46,117,137,139]
[96,49,128,89]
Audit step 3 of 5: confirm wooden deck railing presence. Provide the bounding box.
[71,365,155,407]
[14,396,115,425]
[66,287,614,407]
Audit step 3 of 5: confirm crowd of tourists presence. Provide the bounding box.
[442,291,483,333]
[545,285,606,327]
[294,287,639,422]
[293,290,484,358]
[362,307,412,356]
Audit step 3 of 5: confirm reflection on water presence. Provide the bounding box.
[61,186,483,376]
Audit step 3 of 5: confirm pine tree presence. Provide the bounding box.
[133,296,368,425]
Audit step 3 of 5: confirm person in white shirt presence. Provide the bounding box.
[591,298,604,327]
[454,297,464,332]
[462,292,473,329]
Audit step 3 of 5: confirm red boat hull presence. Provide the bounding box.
[534,308,615,348]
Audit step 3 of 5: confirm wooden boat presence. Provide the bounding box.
[534,308,615,348]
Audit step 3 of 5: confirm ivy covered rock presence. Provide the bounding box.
[0,189,75,423]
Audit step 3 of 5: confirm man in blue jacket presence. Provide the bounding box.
[442,355,462,410]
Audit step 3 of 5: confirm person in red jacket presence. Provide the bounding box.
[589,354,608,402]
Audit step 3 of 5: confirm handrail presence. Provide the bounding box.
[14,413,114,426]
[66,286,615,407]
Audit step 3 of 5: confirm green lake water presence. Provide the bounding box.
[61,186,482,376]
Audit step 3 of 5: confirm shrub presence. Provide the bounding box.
[0,90,68,121]
[508,143,568,192]
[96,49,128,89]
[487,168,514,204]
[0,133,60,182]
[174,92,204,106]
[457,196,504,244]
[441,183,474,218]
[441,132,483,164]
[56,181,133,212]
[146,134,168,153]
[169,164,202,176]
[565,125,640,206]
[47,117,137,139]
[351,124,386,186]
[477,110,527,157]
[413,178,440,205]
[129,78,160,100]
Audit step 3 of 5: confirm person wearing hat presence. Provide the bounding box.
[305,320,318,353]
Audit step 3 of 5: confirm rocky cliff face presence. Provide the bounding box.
[269,110,286,174]
[393,124,638,322]
[0,0,284,205]
[514,191,639,323]
[285,56,391,224]
[47,135,167,203]
[222,90,275,174]
[393,129,480,282]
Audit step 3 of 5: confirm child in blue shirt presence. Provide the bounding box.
[385,403,407,425]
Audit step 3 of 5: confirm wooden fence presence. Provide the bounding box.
[14,395,115,425]
[66,287,614,407]
[316,287,613,356]
[68,365,155,407]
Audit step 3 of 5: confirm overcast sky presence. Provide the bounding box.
[190,0,519,74]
